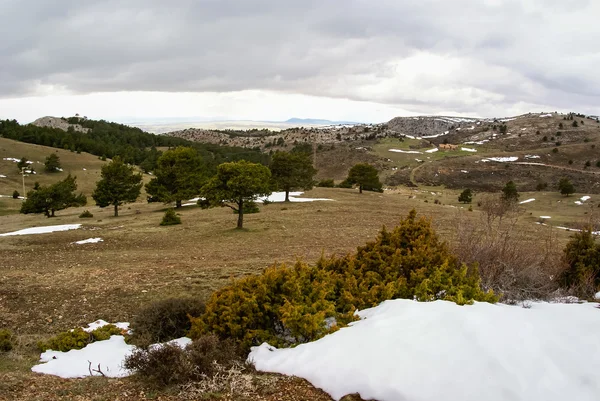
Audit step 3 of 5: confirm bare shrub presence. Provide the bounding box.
[452,195,566,301]
[124,334,241,388]
[129,298,205,346]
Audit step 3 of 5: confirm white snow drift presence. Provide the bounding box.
[260,191,333,203]
[72,238,103,245]
[0,224,81,237]
[482,157,519,163]
[519,198,535,204]
[32,319,191,379]
[461,147,477,152]
[249,299,600,401]
[388,149,422,154]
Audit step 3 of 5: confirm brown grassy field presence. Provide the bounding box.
[0,135,590,400]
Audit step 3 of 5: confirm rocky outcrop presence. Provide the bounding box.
[31,116,89,133]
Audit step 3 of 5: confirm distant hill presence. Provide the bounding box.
[284,118,360,125]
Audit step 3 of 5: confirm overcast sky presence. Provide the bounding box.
[1,0,599,124]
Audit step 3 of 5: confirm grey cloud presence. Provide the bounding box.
[1,0,599,116]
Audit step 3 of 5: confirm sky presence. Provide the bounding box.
[1,0,599,124]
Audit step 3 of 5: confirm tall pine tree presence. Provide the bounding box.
[92,157,143,216]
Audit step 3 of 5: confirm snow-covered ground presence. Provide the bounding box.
[0,224,82,237]
[540,216,551,219]
[575,196,591,205]
[72,238,103,245]
[260,191,333,203]
[3,157,34,164]
[425,148,439,153]
[249,299,600,401]
[389,149,422,154]
[461,147,477,152]
[482,157,519,162]
[32,319,191,379]
[519,198,535,204]
[0,174,6,178]
[539,113,553,118]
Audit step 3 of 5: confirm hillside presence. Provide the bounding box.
[166,112,600,192]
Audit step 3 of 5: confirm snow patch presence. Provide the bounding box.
[519,198,535,204]
[388,149,422,154]
[0,174,6,178]
[461,147,477,152]
[425,148,439,153]
[483,157,519,162]
[0,224,81,237]
[540,216,551,219]
[539,113,553,118]
[249,299,600,401]
[73,238,103,245]
[33,335,193,378]
[260,191,333,203]
[83,320,129,333]
[525,155,540,159]
[461,170,468,173]
[3,157,33,164]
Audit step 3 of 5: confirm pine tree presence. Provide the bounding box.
[270,151,317,202]
[20,175,86,217]
[145,147,206,208]
[346,163,382,193]
[16,157,29,172]
[458,188,473,204]
[200,161,271,229]
[558,178,575,196]
[92,157,143,216]
[501,181,519,203]
[44,153,61,172]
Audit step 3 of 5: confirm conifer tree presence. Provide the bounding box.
[92,157,143,216]
[20,174,86,217]
[558,178,575,196]
[145,147,206,208]
[346,163,382,193]
[44,153,61,172]
[501,181,519,203]
[270,151,317,202]
[458,188,473,204]
[199,160,271,229]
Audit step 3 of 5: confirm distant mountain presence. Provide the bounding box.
[284,118,360,125]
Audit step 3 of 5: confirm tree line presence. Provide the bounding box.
[0,118,268,173]
[19,147,384,229]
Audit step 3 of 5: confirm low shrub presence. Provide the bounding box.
[130,298,206,345]
[0,329,13,352]
[561,229,600,298]
[123,334,240,388]
[79,210,94,218]
[161,208,181,226]
[192,210,497,350]
[38,324,124,352]
[317,179,335,188]
[336,179,353,189]
[12,190,19,199]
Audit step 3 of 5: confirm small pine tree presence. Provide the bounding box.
[572,121,579,127]
[16,157,29,171]
[458,188,473,204]
[79,210,94,218]
[501,181,519,203]
[346,163,382,193]
[12,190,19,199]
[44,153,62,172]
[585,161,591,168]
[160,208,182,226]
[558,178,575,197]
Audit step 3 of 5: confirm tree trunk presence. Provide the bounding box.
[176,199,182,208]
[51,209,55,217]
[359,185,363,194]
[285,189,290,202]
[114,203,119,217]
[237,200,244,229]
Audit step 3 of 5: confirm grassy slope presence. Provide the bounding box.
[0,137,152,215]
